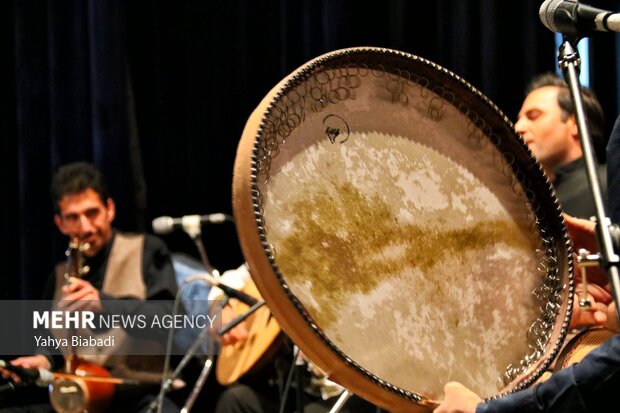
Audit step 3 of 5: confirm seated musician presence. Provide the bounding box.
[0,162,179,413]
[209,265,383,413]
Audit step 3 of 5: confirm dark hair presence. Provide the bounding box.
[50,162,110,213]
[525,72,607,161]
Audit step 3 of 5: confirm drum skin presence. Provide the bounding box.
[233,47,573,412]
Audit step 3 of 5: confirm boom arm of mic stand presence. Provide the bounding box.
[184,273,258,307]
[213,281,258,307]
[559,37,620,328]
[218,300,266,336]
[186,228,257,306]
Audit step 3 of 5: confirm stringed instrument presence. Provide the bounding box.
[533,326,616,384]
[549,252,617,374]
[554,327,615,371]
[215,279,284,385]
[49,237,115,413]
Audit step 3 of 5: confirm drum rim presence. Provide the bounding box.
[241,46,574,406]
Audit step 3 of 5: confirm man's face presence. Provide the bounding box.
[515,85,579,172]
[54,188,115,257]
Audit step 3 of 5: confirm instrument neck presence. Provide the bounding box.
[64,355,77,374]
[63,237,90,370]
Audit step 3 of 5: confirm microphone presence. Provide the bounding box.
[539,0,620,35]
[0,360,54,388]
[184,273,259,307]
[152,213,232,235]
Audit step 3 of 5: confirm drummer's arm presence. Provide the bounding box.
[436,330,620,413]
[434,216,620,413]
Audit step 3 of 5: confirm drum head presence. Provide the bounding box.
[233,47,573,412]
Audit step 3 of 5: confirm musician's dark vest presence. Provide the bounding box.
[53,233,165,382]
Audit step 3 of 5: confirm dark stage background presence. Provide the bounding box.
[2,0,620,299]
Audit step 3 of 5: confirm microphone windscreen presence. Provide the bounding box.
[152,216,174,234]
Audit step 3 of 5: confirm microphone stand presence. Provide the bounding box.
[170,220,262,411]
[152,215,266,412]
[182,219,219,279]
[328,390,352,413]
[295,350,305,413]
[152,222,221,413]
[175,222,221,413]
[180,355,214,413]
[148,298,222,413]
[558,36,620,325]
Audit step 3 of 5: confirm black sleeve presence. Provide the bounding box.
[98,234,181,340]
[477,334,620,413]
[141,234,179,300]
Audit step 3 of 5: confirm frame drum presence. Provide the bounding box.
[233,47,573,412]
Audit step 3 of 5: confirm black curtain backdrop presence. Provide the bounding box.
[3,0,620,299]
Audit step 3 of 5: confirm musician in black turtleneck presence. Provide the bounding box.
[515,72,607,219]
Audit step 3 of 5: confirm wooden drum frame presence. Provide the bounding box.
[232,47,574,412]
